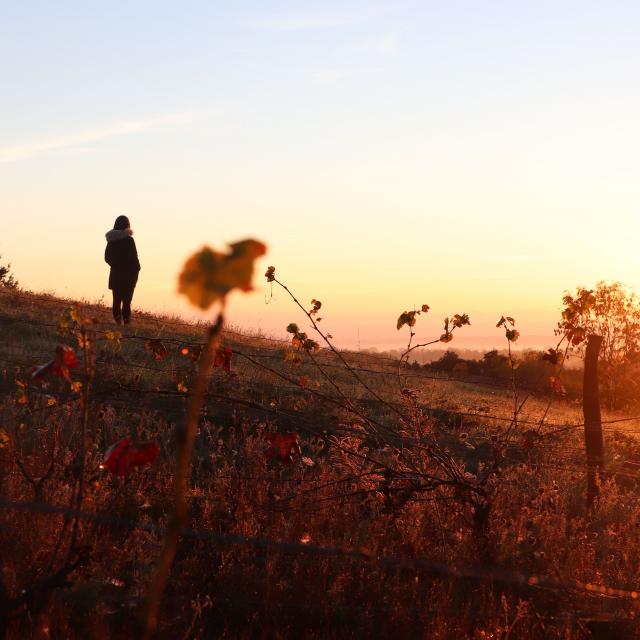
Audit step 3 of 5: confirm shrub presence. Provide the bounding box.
[0,254,18,289]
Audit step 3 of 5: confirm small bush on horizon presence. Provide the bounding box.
[0,254,18,289]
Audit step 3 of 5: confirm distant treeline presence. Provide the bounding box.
[424,349,582,396]
[366,347,584,400]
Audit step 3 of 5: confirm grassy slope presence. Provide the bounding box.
[3,288,640,638]
[1,286,637,433]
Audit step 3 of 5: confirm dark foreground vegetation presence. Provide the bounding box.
[3,278,640,638]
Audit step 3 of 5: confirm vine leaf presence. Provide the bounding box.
[213,347,232,372]
[103,436,160,476]
[505,329,520,343]
[178,239,267,309]
[265,433,301,465]
[28,345,80,383]
[397,311,417,330]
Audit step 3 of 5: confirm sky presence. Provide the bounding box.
[2,1,640,351]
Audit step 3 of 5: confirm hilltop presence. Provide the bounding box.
[0,287,591,428]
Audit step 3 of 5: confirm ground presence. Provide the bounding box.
[2,287,640,639]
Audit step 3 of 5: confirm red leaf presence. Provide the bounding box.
[299,376,309,389]
[28,345,79,383]
[56,345,80,368]
[265,433,301,465]
[213,347,232,372]
[103,436,160,476]
[51,345,80,377]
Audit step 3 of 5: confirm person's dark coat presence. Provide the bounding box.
[105,229,141,291]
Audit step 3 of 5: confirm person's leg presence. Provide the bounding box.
[122,284,135,324]
[112,289,123,324]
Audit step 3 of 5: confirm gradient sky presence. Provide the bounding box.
[2,1,640,350]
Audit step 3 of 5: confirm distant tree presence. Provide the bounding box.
[430,350,462,373]
[480,349,509,377]
[517,349,558,391]
[0,255,18,289]
[559,281,640,409]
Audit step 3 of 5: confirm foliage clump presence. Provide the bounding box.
[559,281,640,408]
[0,254,18,289]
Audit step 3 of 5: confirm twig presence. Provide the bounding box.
[143,312,224,639]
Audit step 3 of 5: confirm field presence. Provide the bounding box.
[3,286,640,638]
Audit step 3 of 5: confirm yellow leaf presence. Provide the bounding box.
[70,381,83,393]
[177,382,188,393]
[178,240,267,310]
[0,429,9,448]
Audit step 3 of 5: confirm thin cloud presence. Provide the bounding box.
[478,255,540,263]
[365,33,400,56]
[250,5,394,31]
[0,112,201,163]
[312,69,345,84]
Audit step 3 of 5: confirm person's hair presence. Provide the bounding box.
[114,215,130,231]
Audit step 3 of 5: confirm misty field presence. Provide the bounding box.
[3,285,640,639]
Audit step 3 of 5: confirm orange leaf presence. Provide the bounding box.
[180,345,203,362]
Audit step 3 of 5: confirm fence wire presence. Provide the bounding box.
[2,498,639,603]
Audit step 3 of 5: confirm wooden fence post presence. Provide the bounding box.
[583,334,604,509]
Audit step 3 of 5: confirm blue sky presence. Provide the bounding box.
[2,2,640,348]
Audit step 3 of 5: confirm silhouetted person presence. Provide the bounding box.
[105,215,141,325]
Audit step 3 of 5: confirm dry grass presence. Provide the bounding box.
[3,288,640,639]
